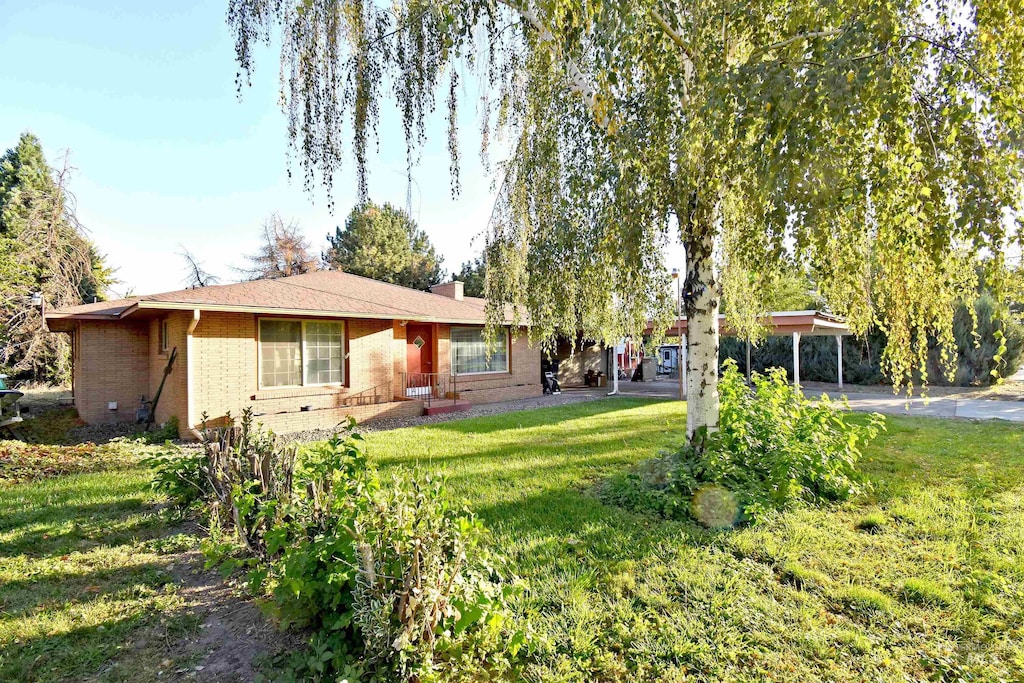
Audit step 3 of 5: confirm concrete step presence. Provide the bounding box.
[424,400,473,416]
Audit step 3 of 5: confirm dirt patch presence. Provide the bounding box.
[96,542,303,683]
[160,550,303,682]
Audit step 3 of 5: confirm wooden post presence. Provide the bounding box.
[837,335,844,389]
[792,331,801,388]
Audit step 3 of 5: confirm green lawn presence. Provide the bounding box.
[0,460,203,682]
[2,398,1023,681]
[362,398,1024,681]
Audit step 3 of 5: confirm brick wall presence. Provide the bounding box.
[554,340,604,385]
[436,324,542,403]
[148,312,190,432]
[71,313,541,437]
[73,320,150,423]
[253,398,424,434]
[191,313,415,436]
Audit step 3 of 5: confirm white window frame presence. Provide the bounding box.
[257,318,346,389]
[450,326,510,376]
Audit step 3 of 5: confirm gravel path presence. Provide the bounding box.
[279,390,609,443]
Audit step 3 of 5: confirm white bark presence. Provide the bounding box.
[684,229,720,440]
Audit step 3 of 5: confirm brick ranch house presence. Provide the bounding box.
[44,271,541,439]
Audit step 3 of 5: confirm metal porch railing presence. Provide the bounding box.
[400,372,458,408]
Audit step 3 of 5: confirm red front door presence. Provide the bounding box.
[406,324,433,387]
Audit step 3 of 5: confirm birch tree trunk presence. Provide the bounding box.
[684,227,721,446]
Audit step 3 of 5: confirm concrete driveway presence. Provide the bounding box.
[805,392,1024,422]
[606,379,1024,424]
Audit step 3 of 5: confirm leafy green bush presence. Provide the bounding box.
[601,360,884,525]
[143,445,210,512]
[196,410,528,682]
[136,416,180,444]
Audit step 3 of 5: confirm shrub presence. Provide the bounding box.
[136,416,180,444]
[931,292,1024,385]
[721,331,886,386]
[143,445,210,512]
[600,360,884,525]
[194,410,527,682]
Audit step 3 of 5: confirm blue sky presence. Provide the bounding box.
[0,0,508,296]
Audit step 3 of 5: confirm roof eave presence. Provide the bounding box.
[133,300,503,325]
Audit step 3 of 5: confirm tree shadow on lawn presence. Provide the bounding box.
[0,501,168,559]
[375,423,678,471]
[858,415,1024,502]
[0,471,294,682]
[415,396,671,435]
[1,572,292,683]
[0,558,175,619]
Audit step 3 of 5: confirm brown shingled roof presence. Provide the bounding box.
[47,271,505,325]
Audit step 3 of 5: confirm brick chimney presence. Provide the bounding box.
[430,280,464,301]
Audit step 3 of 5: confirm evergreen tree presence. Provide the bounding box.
[456,256,486,298]
[0,132,114,384]
[324,202,443,290]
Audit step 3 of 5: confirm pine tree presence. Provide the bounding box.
[0,133,114,384]
[325,202,443,291]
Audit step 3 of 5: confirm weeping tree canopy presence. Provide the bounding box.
[227,0,1024,394]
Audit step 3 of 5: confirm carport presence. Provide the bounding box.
[656,311,852,395]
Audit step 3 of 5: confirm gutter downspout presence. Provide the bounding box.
[186,309,202,440]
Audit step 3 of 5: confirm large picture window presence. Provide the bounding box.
[259,319,344,388]
[450,327,508,375]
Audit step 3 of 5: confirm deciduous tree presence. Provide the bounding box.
[179,247,221,288]
[239,212,320,280]
[226,0,1024,443]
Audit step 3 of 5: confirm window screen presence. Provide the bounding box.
[259,319,345,388]
[451,327,508,375]
[304,321,344,385]
[260,320,302,387]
